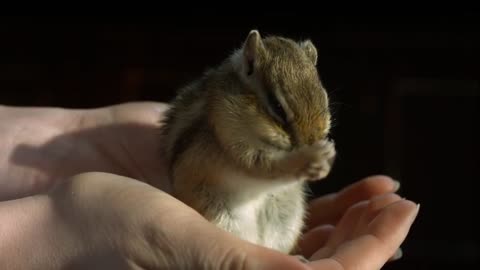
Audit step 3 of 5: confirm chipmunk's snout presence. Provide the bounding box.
[299,130,327,146]
[292,116,330,146]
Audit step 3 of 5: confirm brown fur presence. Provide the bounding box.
[159,30,336,255]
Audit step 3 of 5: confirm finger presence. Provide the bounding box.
[110,101,171,122]
[389,248,403,261]
[352,193,402,237]
[296,225,335,258]
[369,201,419,248]
[307,200,419,270]
[309,194,403,261]
[306,175,399,229]
[311,200,369,259]
[353,193,404,263]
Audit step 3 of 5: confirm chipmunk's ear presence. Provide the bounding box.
[243,29,263,76]
[299,39,318,65]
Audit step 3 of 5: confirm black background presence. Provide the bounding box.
[1,14,479,269]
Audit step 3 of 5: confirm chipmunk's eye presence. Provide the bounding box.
[266,91,288,124]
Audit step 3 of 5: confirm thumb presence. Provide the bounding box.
[186,218,311,270]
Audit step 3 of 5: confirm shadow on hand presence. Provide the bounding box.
[8,122,168,197]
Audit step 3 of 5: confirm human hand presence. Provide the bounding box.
[297,175,418,269]
[0,103,419,269]
[0,102,171,200]
[1,172,418,270]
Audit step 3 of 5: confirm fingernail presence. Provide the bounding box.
[391,180,401,192]
[410,203,421,221]
[392,248,403,260]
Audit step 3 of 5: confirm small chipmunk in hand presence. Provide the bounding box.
[160,29,336,256]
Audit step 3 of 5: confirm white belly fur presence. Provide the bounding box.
[213,169,307,253]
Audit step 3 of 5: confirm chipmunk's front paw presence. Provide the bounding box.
[298,140,336,181]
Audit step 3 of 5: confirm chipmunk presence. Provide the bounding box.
[160,29,336,256]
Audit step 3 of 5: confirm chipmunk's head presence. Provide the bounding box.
[216,30,331,151]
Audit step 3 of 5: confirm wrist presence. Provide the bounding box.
[0,194,84,269]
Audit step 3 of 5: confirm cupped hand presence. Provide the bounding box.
[297,176,418,269]
[40,172,416,270]
[0,103,419,269]
[0,102,171,200]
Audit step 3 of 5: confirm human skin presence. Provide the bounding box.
[0,102,419,269]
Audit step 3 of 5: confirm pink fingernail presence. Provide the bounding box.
[392,180,401,192]
[392,248,403,260]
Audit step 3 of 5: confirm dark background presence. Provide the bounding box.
[1,15,479,269]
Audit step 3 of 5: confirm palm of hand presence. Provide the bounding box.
[0,102,417,270]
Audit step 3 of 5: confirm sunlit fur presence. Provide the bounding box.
[160,30,334,254]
